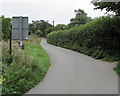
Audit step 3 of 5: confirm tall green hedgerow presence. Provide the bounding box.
[47,16,120,61]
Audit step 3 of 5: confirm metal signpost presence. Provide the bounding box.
[12,16,28,40]
[12,16,28,57]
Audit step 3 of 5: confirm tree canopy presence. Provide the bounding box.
[54,24,68,31]
[92,0,120,16]
[1,15,12,41]
[68,9,92,28]
[29,20,52,37]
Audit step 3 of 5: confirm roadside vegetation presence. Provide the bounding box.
[2,36,50,95]
[1,2,120,95]
[46,1,120,75]
[114,62,120,75]
[47,16,120,62]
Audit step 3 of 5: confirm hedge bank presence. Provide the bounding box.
[47,16,120,61]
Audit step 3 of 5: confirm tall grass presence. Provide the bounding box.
[2,36,50,95]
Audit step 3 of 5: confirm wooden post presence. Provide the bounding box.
[10,31,12,55]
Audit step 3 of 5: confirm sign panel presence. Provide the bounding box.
[12,16,28,40]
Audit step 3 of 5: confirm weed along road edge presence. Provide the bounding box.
[26,39,118,94]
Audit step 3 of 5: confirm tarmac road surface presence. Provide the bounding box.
[26,39,118,94]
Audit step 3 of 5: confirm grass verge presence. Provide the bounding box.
[2,35,50,95]
[114,62,120,75]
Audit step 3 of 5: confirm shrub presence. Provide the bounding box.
[47,16,120,61]
[114,62,120,75]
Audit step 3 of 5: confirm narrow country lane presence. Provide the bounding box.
[26,39,118,94]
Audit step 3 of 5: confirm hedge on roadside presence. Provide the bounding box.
[47,16,120,61]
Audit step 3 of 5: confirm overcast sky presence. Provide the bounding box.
[1,0,113,25]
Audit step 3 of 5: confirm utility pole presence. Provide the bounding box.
[53,20,54,27]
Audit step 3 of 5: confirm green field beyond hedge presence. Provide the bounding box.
[2,36,50,95]
[47,16,120,62]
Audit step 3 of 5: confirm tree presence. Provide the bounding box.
[29,20,52,37]
[35,30,43,37]
[54,24,68,31]
[45,27,53,35]
[29,23,36,35]
[92,0,120,16]
[68,9,92,28]
[1,15,12,41]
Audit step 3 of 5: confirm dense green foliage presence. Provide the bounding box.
[47,16,120,62]
[35,30,43,37]
[1,16,12,41]
[2,36,50,95]
[28,9,92,37]
[53,24,69,31]
[114,62,120,75]
[29,20,53,37]
[68,9,92,28]
[92,0,120,16]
